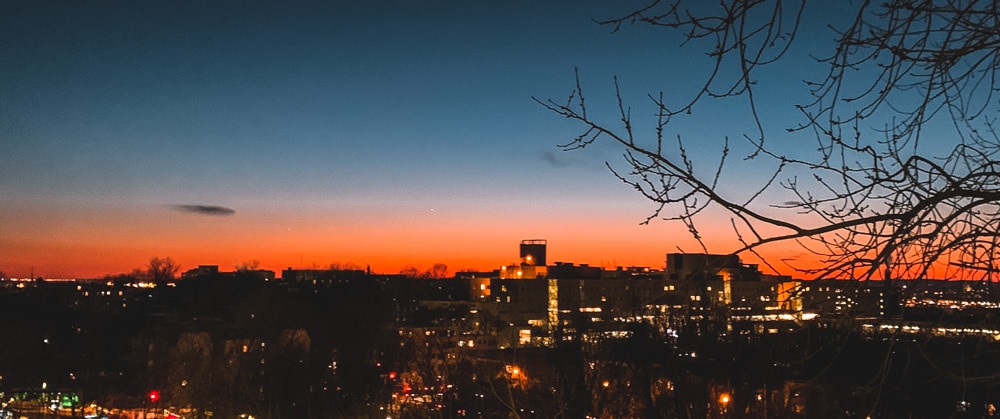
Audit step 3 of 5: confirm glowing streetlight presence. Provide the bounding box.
[719,392,731,415]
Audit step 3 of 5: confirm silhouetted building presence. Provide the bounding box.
[455,270,498,302]
[499,264,547,279]
[520,239,546,266]
[666,253,759,281]
[182,265,220,279]
[181,265,275,281]
[281,268,367,285]
[794,279,893,318]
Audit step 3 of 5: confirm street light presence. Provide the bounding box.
[719,392,731,416]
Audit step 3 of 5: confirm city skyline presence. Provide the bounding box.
[1,2,997,416]
[4,1,854,278]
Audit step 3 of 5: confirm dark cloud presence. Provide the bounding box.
[172,204,236,216]
[541,150,572,168]
[540,149,611,173]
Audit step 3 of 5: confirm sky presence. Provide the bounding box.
[1,1,851,279]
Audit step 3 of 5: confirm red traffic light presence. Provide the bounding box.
[149,390,160,402]
[388,371,397,380]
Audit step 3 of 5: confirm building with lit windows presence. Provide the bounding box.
[479,242,813,348]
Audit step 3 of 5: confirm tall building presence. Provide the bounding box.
[520,239,546,266]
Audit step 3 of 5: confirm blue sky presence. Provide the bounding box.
[1,1,860,277]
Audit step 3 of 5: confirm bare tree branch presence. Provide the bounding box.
[536,0,1000,284]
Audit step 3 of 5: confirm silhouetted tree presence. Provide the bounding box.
[400,263,450,278]
[328,261,362,270]
[538,1,1000,415]
[147,256,179,284]
[235,260,260,271]
[165,332,213,415]
[428,263,449,279]
[399,265,421,278]
[538,0,1000,282]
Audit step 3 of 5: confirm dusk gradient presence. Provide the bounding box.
[1,1,838,278]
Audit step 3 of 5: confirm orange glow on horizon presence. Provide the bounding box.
[1,200,834,279]
[2,238,823,280]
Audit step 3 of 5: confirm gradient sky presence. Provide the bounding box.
[1,1,857,278]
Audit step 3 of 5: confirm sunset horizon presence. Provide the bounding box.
[0,1,895,282]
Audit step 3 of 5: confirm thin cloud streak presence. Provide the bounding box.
[541,150,572,168]
[172,204,236,216]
